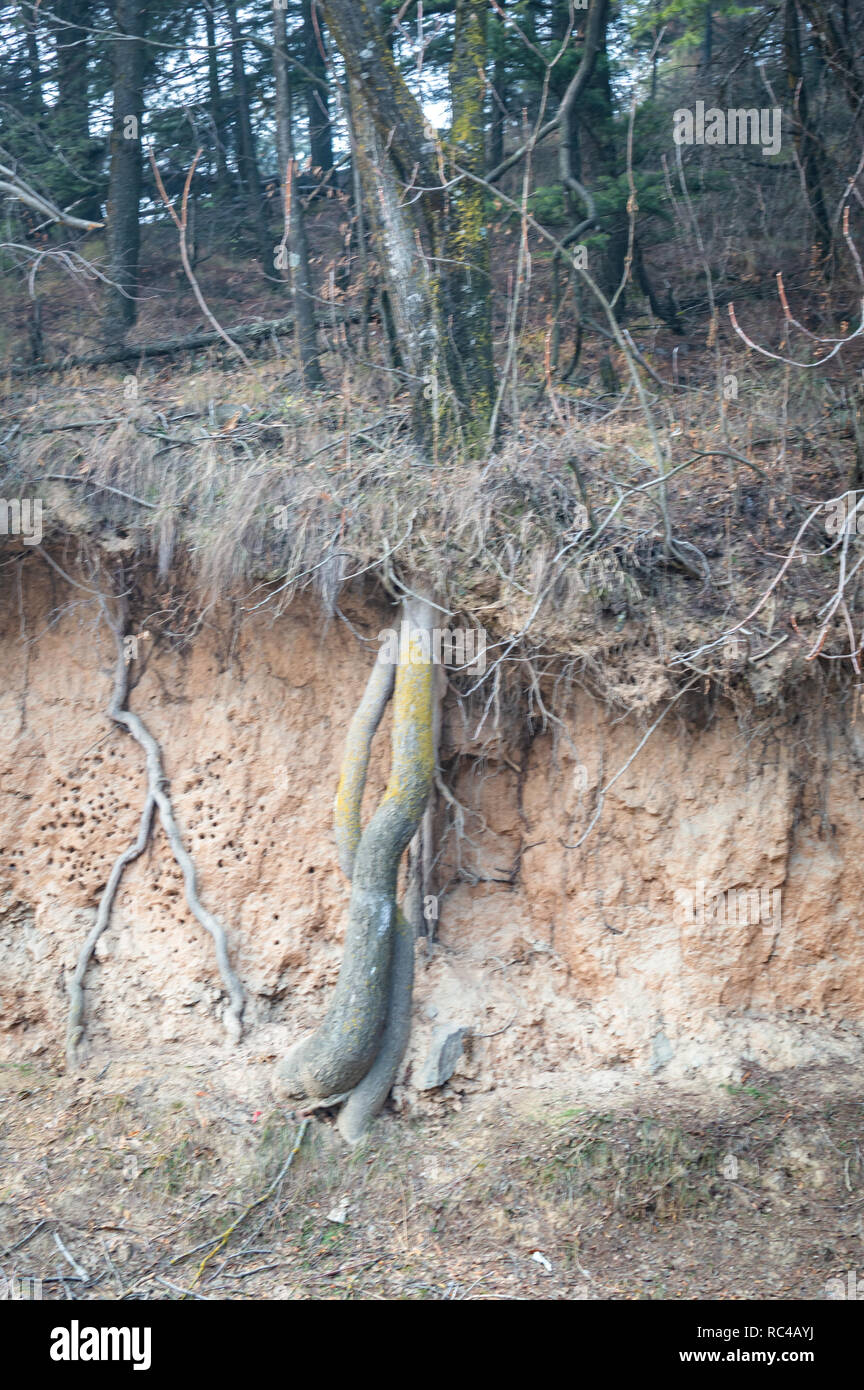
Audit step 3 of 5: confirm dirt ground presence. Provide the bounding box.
[1,1052,862,1302]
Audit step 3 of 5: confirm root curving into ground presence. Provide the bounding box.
[276,595,437,1142]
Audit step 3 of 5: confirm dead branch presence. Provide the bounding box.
[183,1117,310,1293]
[7,309,354,375]
[0,156,103,231]
[729,221,864,367]
[149,148,251,367]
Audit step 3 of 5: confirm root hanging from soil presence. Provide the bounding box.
[65,793,155,1069]
[65,590,245,1067]
[277,596,437,1136]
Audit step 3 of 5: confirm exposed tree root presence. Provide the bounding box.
[65,590,245,1067]
[277,596,436,1131]
[337,905,414,1146]
[333,644,395,878]
[65,793,154,1069]
[406,664,444,938]
[113,695,245,1041]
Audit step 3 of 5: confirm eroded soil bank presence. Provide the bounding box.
[2,566,864,1298]
[2,567,863,1095]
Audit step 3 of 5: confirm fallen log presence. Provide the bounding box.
[3,310,356,376]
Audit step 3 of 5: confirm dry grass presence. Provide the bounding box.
[1,331,862,726]
[2,1054,863,1300]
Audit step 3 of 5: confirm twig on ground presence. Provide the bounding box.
[53,1231,89,1282]
[182,1117,310,1293]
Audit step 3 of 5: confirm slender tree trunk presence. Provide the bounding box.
[204,2,230,193]
[226,0,274,273]
[488,5,507,170]
[784,0,832,270]
[21,3,44,116]
[54,0,91,139]
[53,0,100,218]
[798,0,864,115]
[302,0,333,176]
[320,0,495,452]
[273,15,292,185]
[551,0,584,184]
[274,4,323,386]
[350,89,442,436]
[634,238,682,332]
[542,0,609,286]
[585,20,627,308]
[341,81,373,355]
[702,4,713,71]
[28,292,44,364]
[444,0,495,445]
[520,0,544,123]
[102,0,146,347]
[320,0,446,442]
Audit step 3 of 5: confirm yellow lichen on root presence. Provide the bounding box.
[382,629,435,823]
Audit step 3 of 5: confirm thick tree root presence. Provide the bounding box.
[65,593,245,1067]
[404,663,443,937]
[277,596,435,1113]
[275,812,401,1098]
[333,645,395,879]
[337,906,414,1146]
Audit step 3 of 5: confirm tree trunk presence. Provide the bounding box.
[349,90,443,438]
[302,0,333,176]
[21,3,44,116]
[204,1,230,193]
[226,0,274,274]
[551,0,585,182]
[320,0,495,452]
[784,0,832,271]
[702,4,713,72]
[102,0,146,348]
[443,0,495,446]
[798,0,864,115]
[274,4,323,387]
[488,5,508,170]
[53,0,100,218]
[584,16,626,308]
